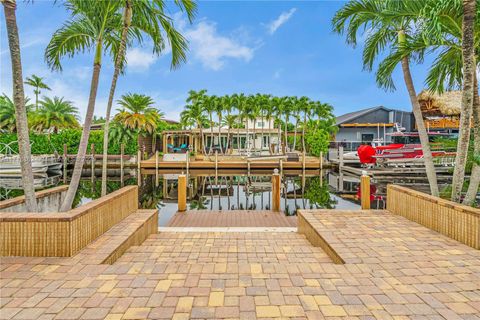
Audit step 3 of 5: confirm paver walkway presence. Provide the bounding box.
[1,211,480,319]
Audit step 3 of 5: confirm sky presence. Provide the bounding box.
[1,0,436,122]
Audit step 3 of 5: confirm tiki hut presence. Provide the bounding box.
[417,90,462,117]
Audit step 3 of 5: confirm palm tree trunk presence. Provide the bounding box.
[246,119,250,153]
[101,0,132,197]
[60,40,103,211]
[3,0,37,212]
[237,122,241,154]
[463,74,479,205]
[398,31,439,197]
[200,124,207,156]
[293,116,298,150]
[35,90,38,110]
[452,0,476,202]
[260,113,265,153]
[302,112,307,152]
[253,121,256,152]
[209,113,214,154]
[218,114,222,154]
[284,115,289,153]
[277,118,282,154]
[401,57,439,196]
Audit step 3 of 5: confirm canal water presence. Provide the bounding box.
[0,169,360,226]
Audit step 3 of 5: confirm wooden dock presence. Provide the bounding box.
[141,156,325,171]
[166,210,297,227]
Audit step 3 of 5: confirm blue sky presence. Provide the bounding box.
[1,0,434,122]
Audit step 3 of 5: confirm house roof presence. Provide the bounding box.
[336,106,390,125]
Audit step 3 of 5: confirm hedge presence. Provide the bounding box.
[0,129,138,155]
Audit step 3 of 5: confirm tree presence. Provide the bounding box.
[0,94,33,132]
[30,96,80,133]
[114,93,163,134]
[46,0,124,211]
[397,0,479,203]
[2,0,37,211]
[203,95,216,154]
[100,0,196,196]
[451,0,477,202]
[183,89,208,154]
[332,0,440,196]
[24,74,50,110]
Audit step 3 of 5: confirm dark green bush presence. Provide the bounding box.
[0,129,138,155]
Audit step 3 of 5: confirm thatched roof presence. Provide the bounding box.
[417,90,462,116]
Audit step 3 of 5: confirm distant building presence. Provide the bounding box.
[334,106,413,147]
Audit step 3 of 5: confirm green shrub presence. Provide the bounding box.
[0,129,138,155]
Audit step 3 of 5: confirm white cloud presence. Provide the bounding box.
[273,69,282,79]
[126,48,158,71]
[177,17,254,71]
[267,8,297,35]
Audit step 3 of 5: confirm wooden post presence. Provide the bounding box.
[90,143,95,181]
[339,145,344,168]
[279,159,283,176]
[63,144,67,184]
[120,144,124,186]
[155,150,159,187]
[272,169,281,212]
[137,149,141,186]
[360,170,371,210]
[178,174,187,212]
[186,148,190,182]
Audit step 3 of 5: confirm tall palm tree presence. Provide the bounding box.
[451,0,476,202]
[30,96,80,133]
[203,95,216,154]
[300,97,312,153]
[291,97,302,151]
[332,0,440,196]
[221,95,233,154]
[114,93,163,134]
[263,95,274,154]
[213,95,224,154]
[282,96,292,153]
[184,89,208,154]
[222,113,237,154]
[2,0,37,211]
[46,0,124,211]
[100,0,196,196]
[398,0,479,203]
[0,94,33,132]
[249,99,261,152]
[271,96,283,154]
[24,74,51,110]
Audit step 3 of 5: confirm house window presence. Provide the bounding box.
[257,121,265,128]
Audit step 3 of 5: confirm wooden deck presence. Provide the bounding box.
[141,156,324,170]
[166,210,297,227]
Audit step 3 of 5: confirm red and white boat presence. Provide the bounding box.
[357,131,456,167]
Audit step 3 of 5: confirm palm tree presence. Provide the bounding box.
[46,0,124,211]
[332,0,440,196]
[114,93,163,135]
[282,96,292,153]
[271,96,284,154]
[292,97,301,151]
[2,0,37,211]
[100,0,196,196]
[0,94,33,132]
[382,0,479,203]
[203,95,216,154]
[30,96,80,133]
[184,89,208,154]
[300,97,312,153]
[451,0,476,202]
[221,95,234,154]
[249,99,261,152]
[263,95,274,154]
[213,96,224,154]
[24,74,51,110]
[222,114,237,154]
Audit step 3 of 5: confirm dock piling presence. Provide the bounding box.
[272,169,281,212]
[215,151,218,184]
[360,171,371,210]
[178,174,187,212]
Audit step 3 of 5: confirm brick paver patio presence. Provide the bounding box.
[1,210,480,319]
